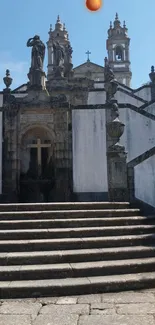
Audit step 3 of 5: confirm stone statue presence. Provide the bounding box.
[27,35,45,71]
[53,41,65,67]
[65,44,73,64]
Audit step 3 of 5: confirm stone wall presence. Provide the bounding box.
[72,108,108,196]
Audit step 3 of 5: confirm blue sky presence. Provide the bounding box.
[0,0,153,89]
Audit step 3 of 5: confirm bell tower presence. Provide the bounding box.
[47,15,73,79]
[106,13,132,87]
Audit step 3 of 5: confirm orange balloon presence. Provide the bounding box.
[86,0,102,11]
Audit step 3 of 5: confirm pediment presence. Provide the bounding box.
[73,61,104,74]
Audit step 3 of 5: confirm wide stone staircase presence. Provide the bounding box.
[0,201,155,298]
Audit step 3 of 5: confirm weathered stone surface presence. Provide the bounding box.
[56,297,78,304]
[91,303,116,315]
[79,315,155,325]
[77,294,101,304]
[117,302,155,314]
[0,301,41,321]
[0,315,31,325]
[32,314,78,325]
[101,291,155,303]
[36,297,58,304]
[40,304,89,315]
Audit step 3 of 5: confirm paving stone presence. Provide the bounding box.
[0,301,42,321]
[117,302,155,314]
[101,291,155,303]
[32,313,79,325]
[0,315,31,325]
[40,303,89,315]
[37,297,58,305]
[77,294,101,304]
[56,297,78,304]
[91,303,116,315]
[78,315,155,325]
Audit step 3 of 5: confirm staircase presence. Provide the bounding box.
[0,201,155,299]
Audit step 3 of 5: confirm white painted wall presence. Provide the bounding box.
[88,89,144,107]
[134,86,151,102]
[135,156,155,207]
[120,108,155,162]
[88,91,106,105]
[72,101,155,205]
[0,94,3,194]
[144,102,155,115]
[72,109,108,193]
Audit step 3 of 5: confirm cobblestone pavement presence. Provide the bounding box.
[1,289,155,324]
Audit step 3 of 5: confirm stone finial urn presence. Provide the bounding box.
[107,117,125,140]
[3,69,12,89]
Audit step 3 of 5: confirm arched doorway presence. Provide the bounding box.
[19,126,56,202]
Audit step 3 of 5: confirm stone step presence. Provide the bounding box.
[0,209,140,220]
[0,225,154,240]
[0,216,154,229]
[1,271,155,298]
[1,246,155,266]
[1,257,155,281]
[0,202,130,212]
[0,233,154,252]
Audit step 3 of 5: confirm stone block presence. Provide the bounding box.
[40,303,89,315]
[77,294,101,304]
[117,302,155,314]
[0,315,31,325]
[0,301,42,321]
[56,297,78,304]
[79,315,155,325]
[91,303,116,315]
[33,314,78,325]
[101,291,155,303]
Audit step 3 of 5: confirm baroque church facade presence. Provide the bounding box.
[1,14,155,208]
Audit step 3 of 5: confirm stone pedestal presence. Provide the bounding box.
[27,68,46,91]
[106,100,129,202]
[107,144,128,201]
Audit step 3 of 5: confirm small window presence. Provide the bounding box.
[57,33,59,36]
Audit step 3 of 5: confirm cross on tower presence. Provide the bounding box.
[86,50,91,62]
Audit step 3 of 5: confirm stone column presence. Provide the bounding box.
[3,70,20,202]
[104,58,128,202]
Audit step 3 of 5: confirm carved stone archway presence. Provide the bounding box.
[19,125,56,202]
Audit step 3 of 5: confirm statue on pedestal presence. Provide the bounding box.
[65,44,73,64]
[27,35,46,89]
[53,41,65,67]
[27,35,45,71]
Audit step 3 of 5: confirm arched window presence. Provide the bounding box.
[115,46,123,61]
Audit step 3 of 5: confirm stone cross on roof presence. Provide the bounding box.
[86,50,91,62]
